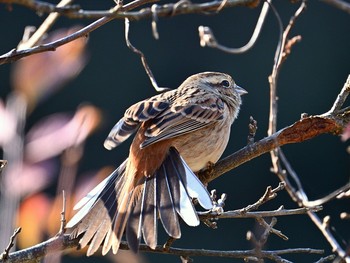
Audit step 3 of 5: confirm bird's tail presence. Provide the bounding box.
[67,147,213,255]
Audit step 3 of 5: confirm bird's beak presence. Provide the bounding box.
[235,84,248,95]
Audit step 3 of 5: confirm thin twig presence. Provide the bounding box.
[302,182,350,207]
[163,237,176,251]
[0,0,157,65]
[240,183,285,213]
[17,0,75,50]
[198,0,270,54]
[328,74,350,114]
[58,190,67,235]
[0,160,7,172]
[257,217,289,241]
[0,228,21,260]
[124,18,169,92]
[320,0,350,14]
[199,206,322,220]
[314,254,336,263]
[307,211,349,260]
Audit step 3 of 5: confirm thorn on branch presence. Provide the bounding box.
[0,227,21,260]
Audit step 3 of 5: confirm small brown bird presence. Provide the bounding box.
[66,72,247,256]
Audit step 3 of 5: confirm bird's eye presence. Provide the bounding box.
[220,80,230,88]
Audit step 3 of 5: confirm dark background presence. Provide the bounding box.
[1,1,350,262]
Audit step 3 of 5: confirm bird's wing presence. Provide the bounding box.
[104,89,225,150]
[104,96,170,150]
[140,95,225,148]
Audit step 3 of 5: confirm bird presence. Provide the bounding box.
[66,71,247,256]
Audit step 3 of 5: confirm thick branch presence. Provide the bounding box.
[199,112,349,184]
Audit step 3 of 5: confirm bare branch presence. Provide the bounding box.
[199,206,323,220]
[328,74,350,114]
[257,217,289,241]
[0,234,324,263]
[58,190,67,235]
[0,17,110,65]
[124,18,169,92]
[0,228,21,260]
[17,0,75,49]
[198,111,350,184]
[240,183,285,213]
[314,254,336,263]
[0,0,157,65]
[320,0,350,14]
[0,0,259,19]
[199,0,270,54]
[307,212,349,260]
[0,160,7,172]
[302,182,350,207]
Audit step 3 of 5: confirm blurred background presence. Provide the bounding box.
[0,0,350,262]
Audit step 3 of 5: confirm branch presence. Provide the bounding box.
[320,0,350,14]
[124,18,169,92]
[17,0,75,49]
[0,0,156,65]
[0,228,21,260]
[199,206,322,220]
[0,0,259,19]
[198,110,349,183]
[199,0,269,54]
[0,160,7,172]
[0,234,324,263]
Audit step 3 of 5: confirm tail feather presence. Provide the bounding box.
[67,147,214,256]
[168,151,200,226]
[141,176,157,249]
[178,154,213,210]
[126,182,145,253]
[157,165,181,238]
[87,218,110,256]
[103,226,118,255]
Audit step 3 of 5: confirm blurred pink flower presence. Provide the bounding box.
[0,99,17,145]
[4,161,56,197]
[25,105,101,163]
[11,26,88,110]
[341,122,350,142]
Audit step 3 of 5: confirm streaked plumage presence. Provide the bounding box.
[66,72,247,256]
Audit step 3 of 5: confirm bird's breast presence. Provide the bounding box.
[171,118,232,172]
